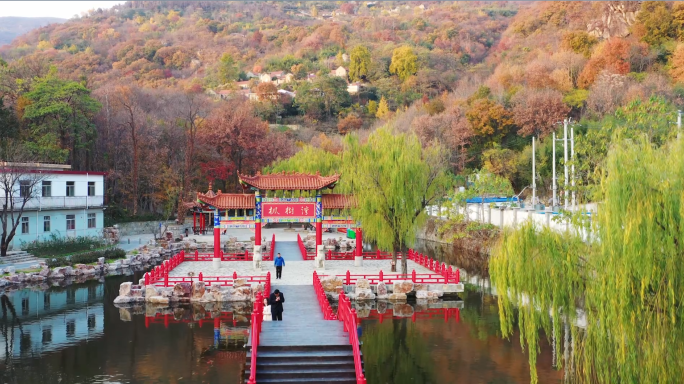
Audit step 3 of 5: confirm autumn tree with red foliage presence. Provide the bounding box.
[578,38,632,88]
[337,114,363,134]
[512,88,570,138]
[199,99,294,191]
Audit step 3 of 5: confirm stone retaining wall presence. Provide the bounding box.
[319,276,464,302]
[113,220,184,236]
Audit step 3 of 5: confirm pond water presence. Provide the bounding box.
[0,241,561,384]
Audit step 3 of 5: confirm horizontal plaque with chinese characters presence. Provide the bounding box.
[262,202,316,219]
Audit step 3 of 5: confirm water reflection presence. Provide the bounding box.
[0,240,561,384]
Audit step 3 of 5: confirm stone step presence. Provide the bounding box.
[248,359,356,369]
[247,349,357,360]
[245,377,357,384]
[256,367,357,380]
[0,255,42,264]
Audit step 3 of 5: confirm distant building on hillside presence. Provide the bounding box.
[330,66,348,78]
[259,71,294,85]
[0,163,105,250]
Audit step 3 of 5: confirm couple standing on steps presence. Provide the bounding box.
[263,289,285,321]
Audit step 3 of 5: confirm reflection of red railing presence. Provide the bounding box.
[247,292,264,384]
[144,311,243,328]
[313,271,337,320]
[365,308,461,323]
[338,292,367,384]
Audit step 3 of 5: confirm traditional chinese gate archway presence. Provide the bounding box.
[193,172,356,265]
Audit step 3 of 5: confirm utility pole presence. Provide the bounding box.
[564,119,569,210]
[532,136,536,208]
[552,131,557,209]
[571,126,575,211]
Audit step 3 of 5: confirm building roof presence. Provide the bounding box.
[239,171,340,191]
[322,194,356,209]
[197,191,256,209]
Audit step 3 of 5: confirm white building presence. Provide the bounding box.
[1,163,106,250]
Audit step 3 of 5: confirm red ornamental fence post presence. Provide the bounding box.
[412,270,416,283]
[377,250,380,259]
[328,250,332,260]
[144,272,149,286]
[447,266,453,282]
[233,271,238,279]
[245,250,249,260]
[266,272,271,294]
[379,269,383,283]
[346,270,351,285]
[165,273,169,287]
[456,269,460,284]
[195,250,199,261]
[199,272,203,282]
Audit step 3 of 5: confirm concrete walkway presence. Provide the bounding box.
[273,241,303,261]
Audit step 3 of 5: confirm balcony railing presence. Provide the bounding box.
[1,196,104,210]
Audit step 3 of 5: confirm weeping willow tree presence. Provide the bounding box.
[263,145,342,197]
[264,145,342,176]
[491,136,684,383]
[342,126,452,273]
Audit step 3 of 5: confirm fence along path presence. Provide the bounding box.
[245,285,359,383]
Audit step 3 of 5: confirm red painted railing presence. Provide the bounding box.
[298,234,316,260]
[247,291,264,384]
[333,270,456,285]
[325,250,404,260]
[269,233,275,261]
[338,291,367,384]
[181,248,274,262]
[313,271,337,320]
[368,307,461,323]
[407,249,460,284]
[144,250,273,289]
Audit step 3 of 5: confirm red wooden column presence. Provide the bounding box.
[254,191,262,250]
[355,228,363,257]
[315,192,323,262]
[213,209,221,258]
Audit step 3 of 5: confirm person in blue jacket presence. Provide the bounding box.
[274,253,285,279]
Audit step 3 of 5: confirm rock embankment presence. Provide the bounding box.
[318,275,463,302]
[113,278,264,304]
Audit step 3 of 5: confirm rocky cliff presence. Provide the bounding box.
[587,1,641,39]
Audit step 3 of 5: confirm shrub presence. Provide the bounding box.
[23,234,107,258]
[46,248,126,268]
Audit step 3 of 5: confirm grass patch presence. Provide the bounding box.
[46,248,126,268]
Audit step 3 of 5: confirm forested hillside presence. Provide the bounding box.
[1,1,683,222]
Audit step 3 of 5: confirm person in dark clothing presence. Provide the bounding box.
[269,289,285,321]
[274,253,285,279]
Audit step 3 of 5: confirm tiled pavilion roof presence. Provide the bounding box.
[321,194,356,209]
[194,191,355,210]
[197,191,256,209]
[238,171,340,191]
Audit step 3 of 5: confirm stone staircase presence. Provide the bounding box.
[244,285,363,384]
[0,250,43,266]
[245,345,360,383]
